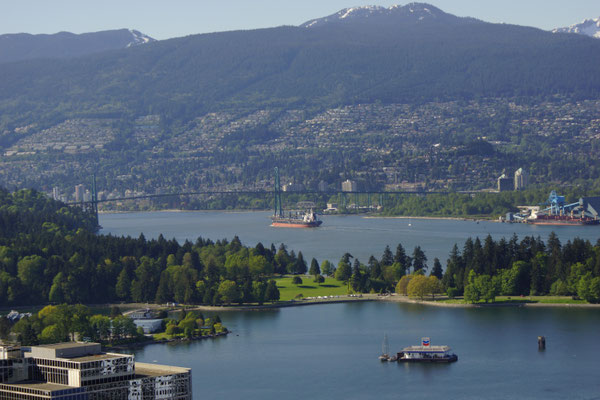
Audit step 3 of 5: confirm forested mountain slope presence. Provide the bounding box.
[1,3,600,130]
[0,29,155,64]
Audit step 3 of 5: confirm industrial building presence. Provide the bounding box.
[0,342,191,399]
[579,196,600,219]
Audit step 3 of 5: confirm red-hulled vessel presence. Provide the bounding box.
[526,214,599,226]
[271,167,323,228]
[271,209,323,228]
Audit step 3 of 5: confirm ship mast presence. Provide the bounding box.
[382,333,389,356]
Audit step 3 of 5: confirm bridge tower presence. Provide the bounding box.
[274,167,283,217]
[91,174,99,227]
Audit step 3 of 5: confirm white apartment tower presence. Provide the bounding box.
[514,168,528,190]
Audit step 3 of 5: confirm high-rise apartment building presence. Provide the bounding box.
[341,179,358,192]
[514,168,528,190]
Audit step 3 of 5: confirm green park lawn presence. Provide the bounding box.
[274,276,349,301]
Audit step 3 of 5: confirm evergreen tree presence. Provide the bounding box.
[442,244,461,290]
[430,258,443,280]
[483,234,497,275]
[412,246,428,274]
[546,232,562,283]
[350,260,362,292]
[309,258,320,277]
[294,251,307,275]
[394,243,410,272]
[381,245,393,266]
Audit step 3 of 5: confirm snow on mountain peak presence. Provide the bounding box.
[301,3,445,28]
[127,29,156,47]
[553,17,600,39]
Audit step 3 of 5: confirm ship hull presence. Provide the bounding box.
[397,354,458,363]
[271,220,323,228]
[526,218,599,226]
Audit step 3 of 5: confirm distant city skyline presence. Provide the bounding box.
[2,0,599,40]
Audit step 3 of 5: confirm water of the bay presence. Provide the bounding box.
[130,302,600,400]
[100,212,600,399]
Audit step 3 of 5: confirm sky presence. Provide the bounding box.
[2,0,598,40]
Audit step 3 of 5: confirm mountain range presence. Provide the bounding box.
[0,29,155,64]
[1,2,600,131]
[0,5,597,68]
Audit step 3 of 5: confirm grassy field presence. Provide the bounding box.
[274,276,349,301]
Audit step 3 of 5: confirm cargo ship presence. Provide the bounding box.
[271,209,323,228]
[271,167,323,228]
[523,191,600,226]
[526,215,599,226]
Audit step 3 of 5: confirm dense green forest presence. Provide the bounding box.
[440,232,600,303]
[0,188,288,307]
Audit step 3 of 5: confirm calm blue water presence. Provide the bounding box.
[129,302,600,400]
[100,212,600,399]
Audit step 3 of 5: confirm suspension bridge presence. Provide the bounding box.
[68,173,467,227]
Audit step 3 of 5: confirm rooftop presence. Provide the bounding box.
[0,381,82,393]
[34,342,92,350]
[136,362,190,378]
[402,345,451,352]
[68,352,131,363]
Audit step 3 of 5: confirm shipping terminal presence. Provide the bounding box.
[507,191,600,226]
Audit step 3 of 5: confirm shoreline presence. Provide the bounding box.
[363,215,486,221]
[107,331,230,351]
[6,296,598,317]
[376,295,600,308]
[146,295,600,312]
[99,209,495,221]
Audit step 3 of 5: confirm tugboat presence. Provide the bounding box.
[396,337,458,363]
